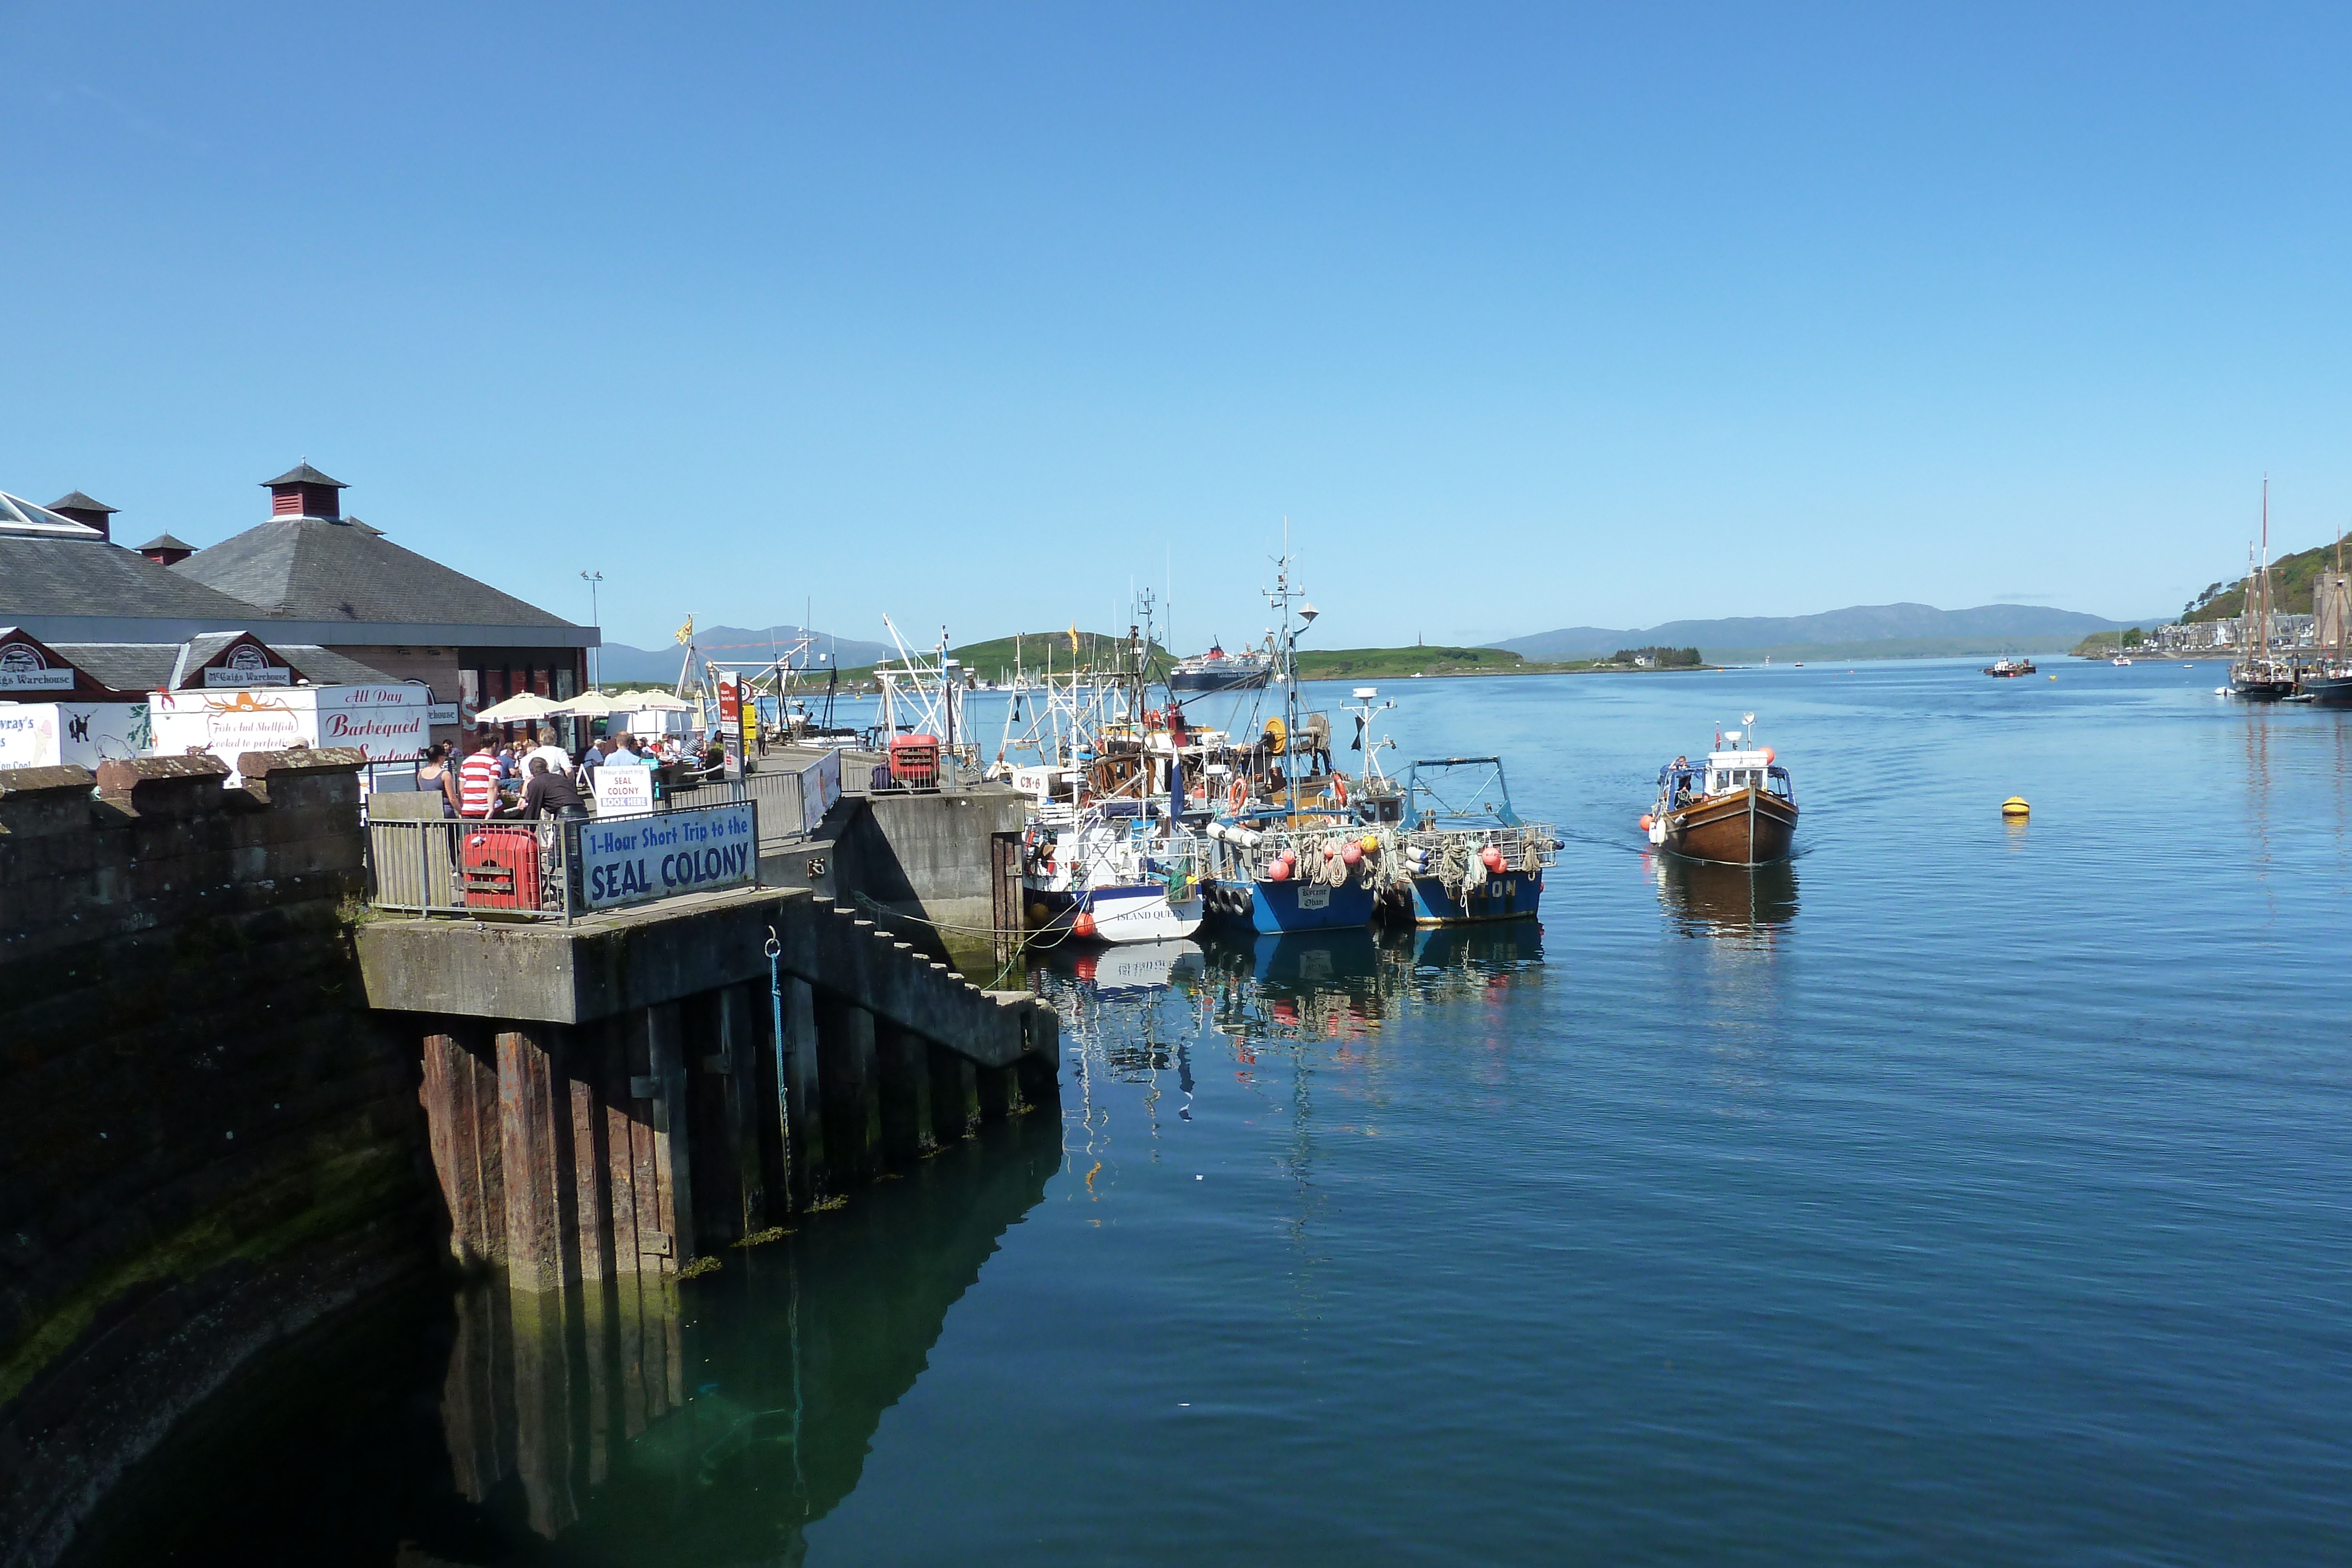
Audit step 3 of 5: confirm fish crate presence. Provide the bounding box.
[888,734,941,791]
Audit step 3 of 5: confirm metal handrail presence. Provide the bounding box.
[363,796,763,923]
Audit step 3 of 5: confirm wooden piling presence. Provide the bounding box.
[816,997,882,1183]
[877,1022,936,1164]
[715,982,768,1238]
[421,1026,505,1269]
[929,1042,980,1145]
[780,974,824,1207]
[644,1002,697,1268]
[977,1061,1026,1122]
[496,1024,580,1293]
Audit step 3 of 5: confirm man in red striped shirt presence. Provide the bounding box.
[457,737,504,819]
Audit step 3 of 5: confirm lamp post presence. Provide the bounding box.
[580,570,604,690]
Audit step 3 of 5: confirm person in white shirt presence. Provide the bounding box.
[524,727,572,781]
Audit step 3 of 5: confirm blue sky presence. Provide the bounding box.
[5,3,2350,650]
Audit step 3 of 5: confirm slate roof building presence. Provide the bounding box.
[0,466,599,739]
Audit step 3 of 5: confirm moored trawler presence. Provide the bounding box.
[1984,655,2037,677]
[1645,717,1798,865]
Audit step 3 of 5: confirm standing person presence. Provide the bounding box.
[524,727,571,780]
[457,736,504,819]
[415,742,460,818]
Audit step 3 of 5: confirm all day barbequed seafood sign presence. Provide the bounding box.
[150,684,430,767]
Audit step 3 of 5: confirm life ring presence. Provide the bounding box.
[1228,777,1247,813]
[1329,774,1348,805]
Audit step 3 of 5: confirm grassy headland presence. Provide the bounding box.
[2179,531,2351,623]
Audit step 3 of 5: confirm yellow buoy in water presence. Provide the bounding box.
[2001,797,2030,818]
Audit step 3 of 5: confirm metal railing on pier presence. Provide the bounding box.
[365,797,763,923]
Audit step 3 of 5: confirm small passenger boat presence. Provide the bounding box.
[1984,655,2037,677]
[1645,718,1798,865]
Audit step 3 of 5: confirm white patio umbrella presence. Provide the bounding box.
[623,690,691,711]
[553,690,627,717]
[473,691,564,723]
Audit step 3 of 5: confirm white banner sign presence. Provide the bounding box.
[204,664,290,686]
[576,804,757,908]
[149,684,429,771]
[0,703,151,768]
[800,747,842,835]
[593,764,654,817]
[0,668,75,692]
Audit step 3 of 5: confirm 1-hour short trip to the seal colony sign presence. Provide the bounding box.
[575,804,758,909]
[149,683,429,771]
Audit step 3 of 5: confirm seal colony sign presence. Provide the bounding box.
[576,803,758,910]
[0,640,75,692]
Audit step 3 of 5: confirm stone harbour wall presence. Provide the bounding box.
[0,748,432,1568]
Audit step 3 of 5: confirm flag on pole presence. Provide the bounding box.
[675,616,694,646]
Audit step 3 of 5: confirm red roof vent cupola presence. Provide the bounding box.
[262,462,347,520]
[49,490,120,541]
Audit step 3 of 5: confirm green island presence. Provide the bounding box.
[833,633,1713,686]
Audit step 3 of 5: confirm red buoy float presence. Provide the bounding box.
[1267,860,1292,882]
[1638,814,1653,831]
[1072,910,1098,939]
[1341,842,1362,866]
[1481,845,1505,872]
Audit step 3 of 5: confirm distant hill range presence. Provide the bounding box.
[1491,603,2161,664]
[2180,531,2351,623]
[595,624,898,684]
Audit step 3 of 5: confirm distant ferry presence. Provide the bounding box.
[1169,640,1274,693]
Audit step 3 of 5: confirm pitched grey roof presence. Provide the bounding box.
[0,536,278,620]
[45,637,396,694]
[262,462,346,489]
[49,491,118,515]
[172,517,576,627]
[138,532,195,551]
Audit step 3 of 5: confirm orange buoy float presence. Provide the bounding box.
[1638,814,1653,831]
[1762,747,1775,764]
[1480,845,1505,872]
[1072,910,1098,938]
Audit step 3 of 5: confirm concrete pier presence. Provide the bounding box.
[358,885,1057,1285]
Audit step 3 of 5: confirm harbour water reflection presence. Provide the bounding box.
[66,663,2352,1564]
[1652,850,1800,939]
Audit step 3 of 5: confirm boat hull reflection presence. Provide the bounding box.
[1655,853,1799,935]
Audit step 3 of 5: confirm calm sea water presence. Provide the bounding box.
[81,660,2352,1566]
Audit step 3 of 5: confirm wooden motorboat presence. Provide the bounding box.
[1645,720,1798,865]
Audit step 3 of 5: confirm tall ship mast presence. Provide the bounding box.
[2230,477,2297,700]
